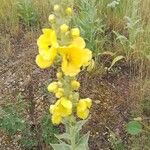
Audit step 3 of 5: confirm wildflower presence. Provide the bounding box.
[76,98,92,119]
[66,7,72,15]
[60,97,72,117]
[52,114,62,124]
[71,28,80,38]
[59,46,92,76]
[49,97,72,124]
[71,80,80,90]
[71,37,86,49]
[60,24,69,33]
[54,4,60,11]
[47,82,58,93]
[37,28,57,51]
[36,28,58,68]
[36,54,53,69]
[48,14,55,22]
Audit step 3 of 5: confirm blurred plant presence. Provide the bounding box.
[126,117,150,149]
[113,0,144,60]
[73,0,104,55]
[107,0,120,8]
[0,106,26,135]
[16,0,38,27]
[41,114,59,145]
[0,93,59,149]
[108,130,125,150]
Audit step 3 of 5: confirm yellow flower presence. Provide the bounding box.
[65,7,72,15]
[60,24,69,33]
[77,109,89,120]
[71,37,85,49]
[49,97,72,125]
[76,98,92,119]
[37,28,58,67]
[52,114,62,125]
[71,80,80,90]
[59,46,92,76]
[60,97,72,117]
[71,28,80,38]
[37,28,57,49]
[36,54,52,69]
[47,82,58,93]
[84,98,92,108]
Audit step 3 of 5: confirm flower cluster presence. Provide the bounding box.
[35,1,93,125]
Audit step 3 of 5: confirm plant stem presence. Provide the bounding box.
[70,126,76,150]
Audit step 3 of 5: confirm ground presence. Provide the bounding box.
[0,32,149,150]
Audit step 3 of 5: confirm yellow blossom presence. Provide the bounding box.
[47,82,58,93]
[84,98,92,108]
[71,28,80,38]
[52,114,62,125]
[36,54,52,69]
[76,98,92,119]
[60,24,69,33]
[71,37,85,49]
[37,28,57,50]
[65,7,72,15]
[49,98,72,124]
[59,46,92,76]
[77,109,89,120]
[71,80,80,90]
[60,97,72,117]
[36,28,58,68]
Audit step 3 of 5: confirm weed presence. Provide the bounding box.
[16,0,38,27]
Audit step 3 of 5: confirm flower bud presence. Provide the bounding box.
[60,24,69,33]
[66,7,72,15]
[48,14,55,22]
[71,28,80,38]
[71,80,80,90]
[56,72,63,79]
[55,88,64,98]
[47,82,58,93]
[55,92,63,98]
[54,4,60,11]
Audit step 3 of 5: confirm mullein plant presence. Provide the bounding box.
[35,0,93,149]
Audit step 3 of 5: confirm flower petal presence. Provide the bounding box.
[35,54,52,69]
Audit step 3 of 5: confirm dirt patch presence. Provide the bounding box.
[0,36,149,149]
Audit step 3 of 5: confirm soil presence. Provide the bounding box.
[0,33,149,150]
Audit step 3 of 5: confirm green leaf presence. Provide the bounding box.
[74,119,88,133]
[126,121,142,135]
[76,132,90,150]
[55,133,70,142]
[51,143,71,150]
[108,55,125,70]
